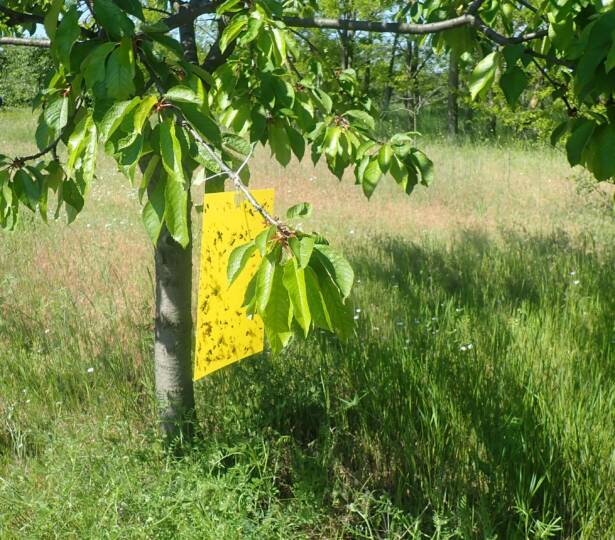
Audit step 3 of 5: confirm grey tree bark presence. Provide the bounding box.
[150,6,199,444]
[382,33,399,112]
[448,50,459,136]
[152,217,195,443]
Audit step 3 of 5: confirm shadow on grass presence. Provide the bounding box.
[2,228,613,536]
[201,228,615,536]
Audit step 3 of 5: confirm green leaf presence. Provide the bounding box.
[606,32,615,73]
[411,149,434,187]
[178,102,222,144]
[44,0,64,40]
[575,14,615,96]
[503,44,525,66]
[313,245,354,299]
[469,52,498,101]
[312,259,353,340]
[159,119,185,183]
[241,15,263,44]
[283,259,311,336]
[82,42,116,95]
[255,251,276,313]
[315,89,333,114]
[80,120,98,185]
[44,96,69,135]
[389,155,407,186]
[362,156,382,199]
[584,124,615,181]
[269,121,292,166]
[227,241,257,285]
[566,119,595,167]
[304,267,333,332]
[164,174,189,247]
[550,120,569,147]
[286,202,312,219]
[145,33,183,59]
[289,236,315,269]
[254,227,272,256]
[345,109,375,131]
[142,177,165,244]
[263,262,292,334]
[404,161,419,195]
[286,125,306,161]
[356,140,376,160]
[62,179,85,215]
[324,127,341,157]
[223,134,251,156]
[499,66,529,109]
[242,271,258,316]
[99,97,140,142]
[194,142,222,173]
[106,38,135,100]
[271,27,287,65]
[219,14,248,53]
[115,0,144,20]
[54,4,80,67]
[165,86,203,106]
[133,95,157,133]
[66,115,90,175]
[378,145,393,173]
[140,22,170,34]
[93,0,135,39]
[217,0,243,15]
[14,169,42,205]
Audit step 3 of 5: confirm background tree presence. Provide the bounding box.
[1,0,614,445]
[0,45,53,107]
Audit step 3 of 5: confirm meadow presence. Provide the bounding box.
[0,108,614,538]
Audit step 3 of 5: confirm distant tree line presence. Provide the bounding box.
[0,46,53,107]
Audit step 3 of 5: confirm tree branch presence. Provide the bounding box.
[0,37,51,48]
[1,12,547,51]
[0,4,43,27]
[182,122,286,231]
[162,0,222,31]
[12,104,82,167]
[282,15,547,45]
[281,15,475,36]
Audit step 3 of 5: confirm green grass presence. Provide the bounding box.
[1,110,614,538]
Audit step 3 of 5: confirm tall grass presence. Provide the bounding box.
[1,110,614,538]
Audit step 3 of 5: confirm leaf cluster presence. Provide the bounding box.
[228,203,354,353]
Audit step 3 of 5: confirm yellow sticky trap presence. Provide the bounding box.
[194,189,274,380]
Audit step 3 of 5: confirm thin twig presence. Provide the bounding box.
[531,57,576,115]
[182,122,287,231]
[144,6,172,16]
[12,102,82,167]
[517,0,539,13]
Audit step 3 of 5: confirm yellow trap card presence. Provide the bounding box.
[194,189,274,380]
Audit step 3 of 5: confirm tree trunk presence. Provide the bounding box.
[405,38,420,130]
[150,6,199,444]
[152,219,195,442]
[486,91,497,138]
[339,28,352,69]
[448,50,459,137]
[382,33,399,112]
